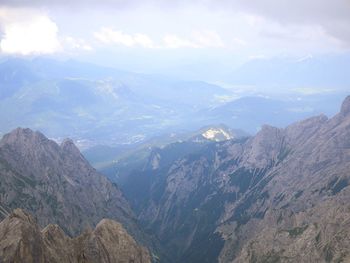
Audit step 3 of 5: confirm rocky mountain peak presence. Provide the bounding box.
[243,124,284,167]
[251,124,283,147]
[42,224,67,240]
[60,138,81,157]
[9,208,37,225]
[0,127,150,248]
[0,127,48,147]
[340,95,350,117]
[260,124,279,132]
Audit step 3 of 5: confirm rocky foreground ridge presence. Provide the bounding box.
[0,208,150,263]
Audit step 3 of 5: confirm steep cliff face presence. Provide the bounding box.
[0,128,146,245]
[0,208,151,263]
[120,96,350,262]
[228,96,350,263]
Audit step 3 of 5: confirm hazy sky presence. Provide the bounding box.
[0,0,349,79]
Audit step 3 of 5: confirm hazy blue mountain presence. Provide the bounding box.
[0,58,230,146]
[201,94,347,133]
[0,57,346,147]
[224,54,350,90]
[0,58,39,99]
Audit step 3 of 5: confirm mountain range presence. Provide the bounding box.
[0,57,347,148]
[1,67,350,262]
[83,124,248,179]
[0,58,230,147]
[222,55,350,91]
[114,95,350,262]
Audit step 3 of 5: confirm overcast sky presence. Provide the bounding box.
[0,0,349,79]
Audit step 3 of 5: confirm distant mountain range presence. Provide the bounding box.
[0,58,230,146]
[0,57,347,148]
[200,94,347,133]
[223,54,350,90]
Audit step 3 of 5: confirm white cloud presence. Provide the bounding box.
[63,36,93,51]
[94,27,156,48]
[192,30,225,48]
[162,34,199,49]
[94,27,225,49]
[1,0,350,54]
[0,9,94,55]
[0,12,61,55]
[133,33,155,48]
[162,31,225,49]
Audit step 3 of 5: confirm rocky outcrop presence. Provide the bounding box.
[0,209,151,263]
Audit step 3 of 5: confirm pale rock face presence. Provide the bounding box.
[202,128,233,141]
[150,152,161,170]
[0,209,151,263]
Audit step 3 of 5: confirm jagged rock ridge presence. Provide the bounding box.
[0,208,151,263]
